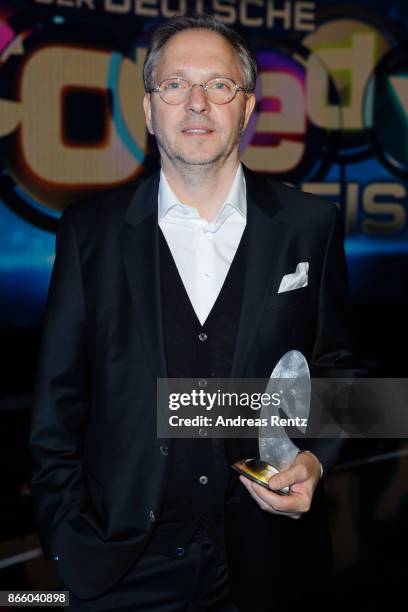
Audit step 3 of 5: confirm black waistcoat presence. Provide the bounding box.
[145,224,247,559]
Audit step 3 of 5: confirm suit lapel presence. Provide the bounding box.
[120,170,167,380]
[230,165,287,377]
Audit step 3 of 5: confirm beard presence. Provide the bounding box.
[151,113,246,168]
[155,133,225,166]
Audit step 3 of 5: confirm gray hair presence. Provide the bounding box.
[143,13,257,93]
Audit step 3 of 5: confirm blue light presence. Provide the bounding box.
[14,185,60,221]
[107,52,144,163]
[345,237,408,256]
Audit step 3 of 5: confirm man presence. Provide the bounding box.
[29,13,353,612]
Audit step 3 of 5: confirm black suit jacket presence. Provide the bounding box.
[29,165,353,601]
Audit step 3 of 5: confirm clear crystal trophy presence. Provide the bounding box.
[231,350,311,495]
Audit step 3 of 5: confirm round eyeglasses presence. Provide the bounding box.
[148,77,248,105]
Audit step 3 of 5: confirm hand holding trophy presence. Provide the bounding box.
[232,350,311,497]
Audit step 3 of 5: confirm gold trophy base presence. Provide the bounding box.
[231,458,290,495]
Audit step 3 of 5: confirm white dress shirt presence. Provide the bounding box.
[158,164,246,326]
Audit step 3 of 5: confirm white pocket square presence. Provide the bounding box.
[278,262,309,293]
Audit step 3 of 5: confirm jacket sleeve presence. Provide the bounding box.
[299,203,355,479]
[29,207,89,559]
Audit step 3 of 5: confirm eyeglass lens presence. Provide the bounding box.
[158,78,238,104]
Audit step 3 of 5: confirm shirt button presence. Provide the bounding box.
[175,547,185,557]
[160,445,169,456]
[198,332,207,342]
[199,475,208,485]
[198,379,207,387]
[199,428,207,437]
[149,510,156,522]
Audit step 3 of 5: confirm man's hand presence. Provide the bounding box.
[239,451,322,519]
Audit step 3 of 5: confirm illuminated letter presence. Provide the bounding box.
[242,72,305,173]
[20,46,146,185]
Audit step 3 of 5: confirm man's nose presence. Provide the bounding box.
[185,84,210,113]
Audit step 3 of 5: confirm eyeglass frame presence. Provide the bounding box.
[147,76,249,105]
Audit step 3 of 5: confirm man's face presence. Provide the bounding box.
[143,29,256,168]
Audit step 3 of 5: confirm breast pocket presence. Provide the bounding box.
[264,286,309,311]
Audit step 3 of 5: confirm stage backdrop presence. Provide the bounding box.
[0,0,407,327]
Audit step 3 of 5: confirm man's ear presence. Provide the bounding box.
[143,93,154,135]
[242,92,256,132]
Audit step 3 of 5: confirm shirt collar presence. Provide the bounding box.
[158,163,246,223]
